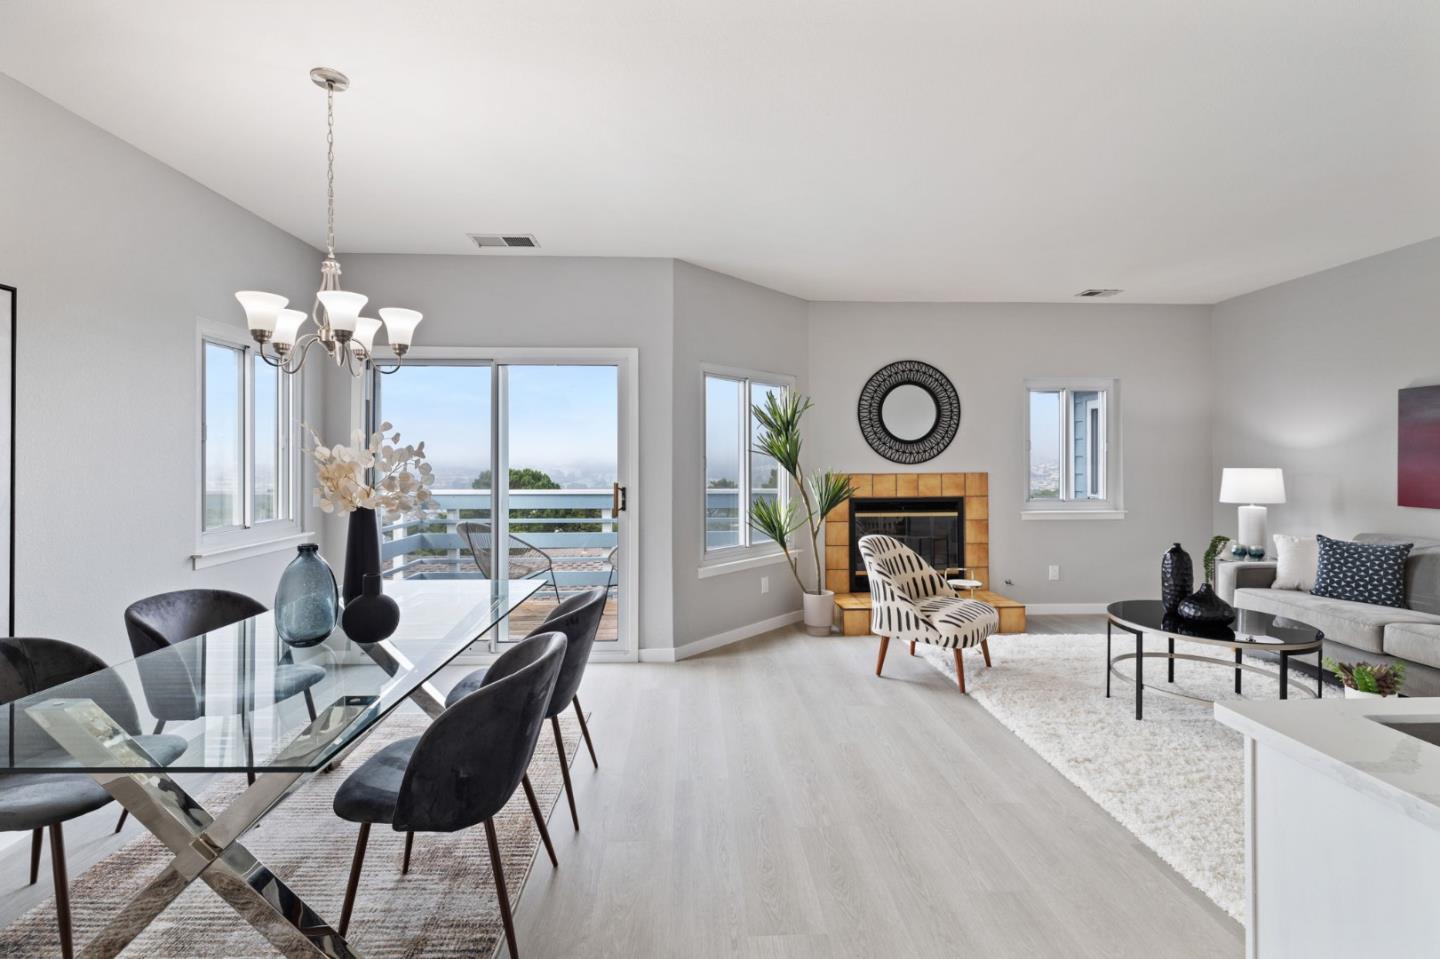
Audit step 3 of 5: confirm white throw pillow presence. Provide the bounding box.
[1272,534,1319,591]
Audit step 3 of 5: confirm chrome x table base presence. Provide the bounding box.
[28,696,378,958]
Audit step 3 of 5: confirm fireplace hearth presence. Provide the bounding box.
[849,497,963,592]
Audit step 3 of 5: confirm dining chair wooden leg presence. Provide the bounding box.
[981,639,992,668]
[484,818,519,959]
[303,687,317,721]
[952,647,967,694]
[339,822,370,937]
[573,696,598,769]
[114,809,128,833]
[402,830,415,875]
[909,640,916,656]
[875,636,890,676]
[552,715,579,831]
[521,774,558,868]
[28,827,42,885]
[49,823,73,959]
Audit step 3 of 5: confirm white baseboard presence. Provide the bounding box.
[1026,602,1109,615]
[640,610,804,663]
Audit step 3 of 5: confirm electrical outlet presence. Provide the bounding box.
[1048,565,1060,581]
[760,576,770,594]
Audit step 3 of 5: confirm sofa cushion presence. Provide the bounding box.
[1382,623,1440,671]
[1272,534,1318,591]
[1233,587,1440,654]
[1311,534,1411,608]
[1356,534,1440,615]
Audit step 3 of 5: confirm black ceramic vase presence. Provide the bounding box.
[343,507,381,605]
[341,573,400,644]
[1161,542,1193,615]
[1177,583,1235,625]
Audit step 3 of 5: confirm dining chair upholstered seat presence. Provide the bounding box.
[0,637,188,959]
[444,586,607,831]
[333,631,567,958]
[858,534,1000,693]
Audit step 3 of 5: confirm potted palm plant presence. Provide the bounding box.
[747,392,856,635]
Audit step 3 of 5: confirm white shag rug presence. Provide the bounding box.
[916,631,1322,921]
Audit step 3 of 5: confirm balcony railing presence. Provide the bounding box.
[381,489,618,588]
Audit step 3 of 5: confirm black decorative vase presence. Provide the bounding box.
[1177,583,1235,625]
[343,507,381,606]
[1161,542,1193,615]
[341,573,400,644]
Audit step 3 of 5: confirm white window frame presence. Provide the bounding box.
[700,365,797,572]
[1021,377,1125,520]
[194,321,307,566]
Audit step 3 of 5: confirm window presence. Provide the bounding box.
[1024,379,1121,515]
[199,325,301,556]
[703,369,791,555]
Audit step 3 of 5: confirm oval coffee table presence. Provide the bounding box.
[1106,599,1324,720]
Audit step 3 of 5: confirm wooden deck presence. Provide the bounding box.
[507,590,619,642]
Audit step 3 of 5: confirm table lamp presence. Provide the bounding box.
[1219,468,1286,552]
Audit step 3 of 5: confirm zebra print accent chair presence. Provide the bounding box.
[857,534,1000,693]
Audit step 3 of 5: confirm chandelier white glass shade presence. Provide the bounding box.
[234,67,421,377]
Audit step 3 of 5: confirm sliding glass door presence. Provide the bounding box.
[371,352,633,657]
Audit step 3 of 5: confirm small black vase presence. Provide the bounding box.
[343,507,381,605]
[1161,542,1193,615]
[1177,583,1235,625]
[341,573,400,644]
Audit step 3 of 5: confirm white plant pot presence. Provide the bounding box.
[1343,687,1386,700]
[803,590,836,636]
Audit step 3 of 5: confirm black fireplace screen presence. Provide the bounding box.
[849,497,964,592]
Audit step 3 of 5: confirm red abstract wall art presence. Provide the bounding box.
[1399,386,1440,508]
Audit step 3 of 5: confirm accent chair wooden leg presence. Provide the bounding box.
[909,640,916,656]
[50,823,73,959]
[875,636,891,676]
[953,647,967,694]
[553,715,579,831]
[981,639,992,668]
[574,696,598,769]
[28,827,41,885]
[339,822,370,937]
[484,818,519,959]
[402,830,415,875]
[522,773,558,867]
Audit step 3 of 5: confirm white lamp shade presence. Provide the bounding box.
[379,307,422,348]
[352,316,382,354]
[317,290,367,334]
[235,291,288,334]
[1219,467,1286,504]
[272,309,307,348]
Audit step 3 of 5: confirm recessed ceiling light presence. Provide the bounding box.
[468,233,539,250]
[1074,288,1122,298]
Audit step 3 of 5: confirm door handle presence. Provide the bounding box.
[612,483,627,513]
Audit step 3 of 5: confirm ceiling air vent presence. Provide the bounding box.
[1074,288,1122,298]
[468,233,539,250]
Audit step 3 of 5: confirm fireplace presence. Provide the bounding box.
[848,497,964,592]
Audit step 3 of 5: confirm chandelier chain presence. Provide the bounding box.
[325,83,336,259]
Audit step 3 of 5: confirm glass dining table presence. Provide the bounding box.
[1,578,541,959]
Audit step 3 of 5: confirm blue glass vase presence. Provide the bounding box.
[275,543,339,647]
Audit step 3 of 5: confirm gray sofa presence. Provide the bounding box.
[1217,533,1440,697]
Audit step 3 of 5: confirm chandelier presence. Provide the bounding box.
[234,67,421,377]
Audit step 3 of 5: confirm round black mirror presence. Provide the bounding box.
[857,360,960,464]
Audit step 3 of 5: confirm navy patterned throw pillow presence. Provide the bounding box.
[1310,534,1412,608]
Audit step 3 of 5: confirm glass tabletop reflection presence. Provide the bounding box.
[2,579,541,775]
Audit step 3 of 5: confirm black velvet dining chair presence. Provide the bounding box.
[118,588,326,828]
[0,637,188,959]
[333,630,566,959]
[444,587,608,831]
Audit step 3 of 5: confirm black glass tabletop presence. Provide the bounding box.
[1107,599,1323,649]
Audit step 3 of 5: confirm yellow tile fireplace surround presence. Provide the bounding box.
[829,471,1026,636]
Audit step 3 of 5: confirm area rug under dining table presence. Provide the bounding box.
[0,711,585,958]
[916,630,1321,922]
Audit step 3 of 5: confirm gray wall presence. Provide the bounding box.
[330,254,678,650]
[0,75,322,663]
[807,302,1215,606]
[671,261,810,649]
[1211,237,1440,542]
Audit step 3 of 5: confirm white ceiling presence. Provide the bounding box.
[4,0,1439,303]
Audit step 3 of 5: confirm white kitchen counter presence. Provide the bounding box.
[1216,696,1440,958]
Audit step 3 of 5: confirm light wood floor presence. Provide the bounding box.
[0,615,1243,957]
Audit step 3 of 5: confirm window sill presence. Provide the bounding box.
[193,531,314,570]
[1020,509,1127,521]
[697,548,798,579]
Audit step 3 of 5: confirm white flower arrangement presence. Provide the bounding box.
[305,422,437,518]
